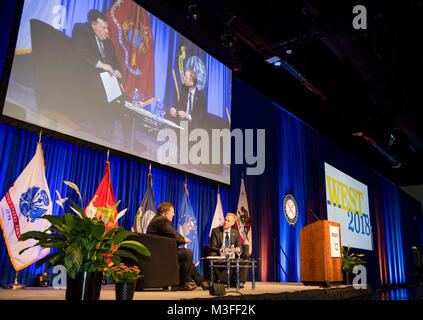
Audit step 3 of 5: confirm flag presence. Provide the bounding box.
[235,177,252,255]
[208,192,224,237]
[132,170,156,233]
[177,182,199,266]
[106,0,155,103]
[84,161,117,230]
[0,143,52,271]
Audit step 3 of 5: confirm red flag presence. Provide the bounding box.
[106,0,155,104]
[84,162,117,230]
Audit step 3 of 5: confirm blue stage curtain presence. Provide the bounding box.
[151,13,172,112]
[0,122,234,285]
[205,54,232,118]
[231,77,423,288]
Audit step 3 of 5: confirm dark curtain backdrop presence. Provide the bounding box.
[231,78,423,288]
[1,0,422,289]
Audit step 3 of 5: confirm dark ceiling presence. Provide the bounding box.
[137,0,423,186]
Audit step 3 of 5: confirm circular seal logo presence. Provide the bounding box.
[283,193,298,225]
[19,186,50,223]
[186,56,207,91]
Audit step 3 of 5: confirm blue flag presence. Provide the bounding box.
[177,183,199,266]
[132,171,156,233]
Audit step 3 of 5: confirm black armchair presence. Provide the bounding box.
[123,233,179,290]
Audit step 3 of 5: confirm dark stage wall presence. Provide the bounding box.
[0,0,422,289]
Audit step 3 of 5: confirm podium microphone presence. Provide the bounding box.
[311,210,320,221]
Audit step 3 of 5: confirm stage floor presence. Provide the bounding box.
[0,282,371,300]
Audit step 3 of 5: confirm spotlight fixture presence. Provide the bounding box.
[389,133,395,147]
[265,56,281,64]
[220,31,237,49]
[352,131,402,168]
[186,2,199,22]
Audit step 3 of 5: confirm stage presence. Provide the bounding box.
[0,282,371,300]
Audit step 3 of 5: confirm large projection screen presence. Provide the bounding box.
[2,0,232,185]
[324,162,373,251]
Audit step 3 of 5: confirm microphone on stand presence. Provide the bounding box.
[311,209,320,221]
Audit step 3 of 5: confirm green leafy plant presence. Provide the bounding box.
[341,245,365,272]
[111,263,142,283]
[18,181,150,279]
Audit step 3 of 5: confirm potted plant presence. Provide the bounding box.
[111,263,142,300]
[341,245,365,285]
[18,181,150,300]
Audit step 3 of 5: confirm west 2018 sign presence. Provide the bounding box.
[324,163,373,251]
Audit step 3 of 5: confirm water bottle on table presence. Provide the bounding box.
[139,93,145,108]
[156,99,164,119]
[230,245,235,259]
[132,88,139,107]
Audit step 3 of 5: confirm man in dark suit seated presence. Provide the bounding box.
[168,67,206,128]
[72,9,122,80]
[209,213,248,288]
[147,202,210,291]
[71,9,130,138]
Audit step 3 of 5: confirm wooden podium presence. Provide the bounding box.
[300,220,343,285]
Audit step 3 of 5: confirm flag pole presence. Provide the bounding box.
[38,130,42,143]
[184,176,188,241]
[3,270,25,289]
[106,149,110,162]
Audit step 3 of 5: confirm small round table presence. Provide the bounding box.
[201,257,257,291]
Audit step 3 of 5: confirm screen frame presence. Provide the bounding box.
[0,0,233,189]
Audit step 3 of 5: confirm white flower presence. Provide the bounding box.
[64,181,83,206]
[85,196,98,219]
[55,190,68,209]
[115,208,128,224]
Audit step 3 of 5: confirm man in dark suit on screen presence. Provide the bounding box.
[72,9,122,80]
[168,68,206,128]
[147,202,210,291]
[209,212,248,287]
[71,9,132,140]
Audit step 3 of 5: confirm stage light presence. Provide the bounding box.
[186,2,199,22]
[353,132,402,167]
[286,49,292,54]
[220,32,237,49]
[389,133,395,147]
[265,56,280,64]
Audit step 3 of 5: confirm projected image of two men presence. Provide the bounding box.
[3,0,232,184]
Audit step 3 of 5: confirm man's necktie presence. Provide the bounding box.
[96,38,106,59]
[188,91,193,114]
[225,231,230,248]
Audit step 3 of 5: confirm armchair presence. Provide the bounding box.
[122,233,179,290]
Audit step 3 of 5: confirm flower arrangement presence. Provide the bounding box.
[111,263,142,283]
[341,245,366,272]
[19,181,150,279]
